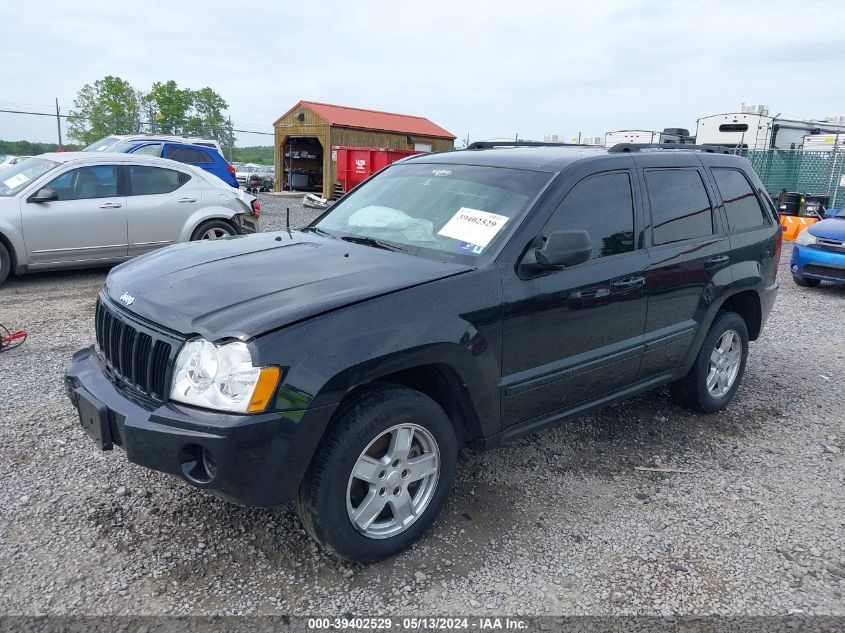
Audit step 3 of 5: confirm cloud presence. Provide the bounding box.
[1,0,843,143]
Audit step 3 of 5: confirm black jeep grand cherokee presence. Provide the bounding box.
[66,143,780,561]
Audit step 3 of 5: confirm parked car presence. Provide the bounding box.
[245,166,275,193]
[790,209,845,286]
[65,144,779,562]
[84,134,223,156]
[107,140,239,189]
[0,153,259,285]
[235,163,259,187]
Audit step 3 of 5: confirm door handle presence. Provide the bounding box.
[99,202,122,209]
[610,275,645,290]
[178,197,197,203]
[704,255,730,268]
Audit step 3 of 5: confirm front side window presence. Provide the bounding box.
[83,136,121,152]
[645,169,713,245]
[315,163,552,263]
[0,157,59,197]
[127,165,185,196]
[711,168,769,232]
[545,171,635,260]
[45,165,118,200]
[168,147,214,164]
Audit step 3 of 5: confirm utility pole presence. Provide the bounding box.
[228,116,234,162]
[55,98,63,149]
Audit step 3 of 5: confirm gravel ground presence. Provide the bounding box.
[1,197,843,618]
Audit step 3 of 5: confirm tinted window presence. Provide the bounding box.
[645,169,713,245]
[168,146,214,164]
[127,165,184,196]
[719,124,749,132]
[46,165,118,201]
[712,168,769,232]
[546,171,635,260]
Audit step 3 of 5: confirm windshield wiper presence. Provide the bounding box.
[303,226,335,237]
[340,235,407,252]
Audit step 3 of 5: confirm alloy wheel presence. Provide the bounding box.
[346,423,440,539]
[707,329,742,398]
[202,227,231,240]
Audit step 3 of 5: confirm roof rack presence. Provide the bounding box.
[466,141,588,150]
[607,143,731,154]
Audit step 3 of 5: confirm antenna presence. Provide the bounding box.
[286,207,290,231]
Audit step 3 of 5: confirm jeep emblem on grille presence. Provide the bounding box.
[119,292,135,306]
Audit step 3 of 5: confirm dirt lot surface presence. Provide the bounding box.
[1,195,843,617]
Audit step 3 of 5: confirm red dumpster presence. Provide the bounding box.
[333,146,423,196]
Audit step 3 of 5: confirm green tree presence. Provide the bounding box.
[185,86,234,152]
[67,75,144,144]
[147,80,193,134]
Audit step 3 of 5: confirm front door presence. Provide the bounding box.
[21,164,127,265]
[501,169,649,425]
[125,164,200,256]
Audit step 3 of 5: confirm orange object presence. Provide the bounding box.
[247,366,282,412]
[779,215,818,241]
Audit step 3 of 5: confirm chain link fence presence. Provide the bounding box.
[741,149,845,209]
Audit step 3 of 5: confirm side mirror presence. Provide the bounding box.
[536,229,592,267]
[30,187,58,203]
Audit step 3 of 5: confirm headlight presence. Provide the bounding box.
[170,339,280,413]
[796,229,818,246]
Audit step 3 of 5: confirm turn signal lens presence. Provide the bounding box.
[247,366,281,412]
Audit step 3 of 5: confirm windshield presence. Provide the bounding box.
[0,157,60,197]
[315,163,552,263]
[83,136,121,152]
[836,207,845,218]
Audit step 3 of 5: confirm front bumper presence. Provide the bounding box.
[65,347,334,506]
[791,244,845,283]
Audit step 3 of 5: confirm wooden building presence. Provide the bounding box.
[273,100,456,199]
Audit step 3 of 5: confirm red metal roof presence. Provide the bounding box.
[274,100,455,139]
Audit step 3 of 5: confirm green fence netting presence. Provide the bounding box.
[739,149,845,209]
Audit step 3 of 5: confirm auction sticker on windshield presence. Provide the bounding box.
[2,173,29,189]
[437,208,509,248]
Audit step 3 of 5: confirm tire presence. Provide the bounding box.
[792,274,820,287]
[0,242,10,286]
[669,311,749,413]
[190,219,236,241]
[295,386,458,562]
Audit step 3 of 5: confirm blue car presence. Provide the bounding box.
[791,208,845,286]
[109,140,239,188]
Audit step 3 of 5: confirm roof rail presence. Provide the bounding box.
[466,141,587,150]
[608,142,731,154]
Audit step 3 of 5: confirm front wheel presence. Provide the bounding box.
[191,219,236,241]
[669,311,749,413]
[792,274,820,287]
[295,386,457,562]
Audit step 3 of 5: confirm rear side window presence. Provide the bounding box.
[645,169,713,245]
[545,171,635,260]
[168,146,214,164]
[127,165,185,196]
[711,168,769,232]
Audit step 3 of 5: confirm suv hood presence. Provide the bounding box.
[105,231,471,340]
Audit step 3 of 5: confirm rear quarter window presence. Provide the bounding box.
[711,168,770,232]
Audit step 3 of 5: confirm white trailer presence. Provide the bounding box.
[696,104,845,150]
[802,133,845,151]
[604,130,683,147]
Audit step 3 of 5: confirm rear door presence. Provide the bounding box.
[125,163,201,256]
[162,143,223,180]
[635,155,732,377]
[21,163,127,265]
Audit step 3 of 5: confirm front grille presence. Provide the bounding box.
[816,237,845,252]
[804,264,845,281]
[95,298,179,400]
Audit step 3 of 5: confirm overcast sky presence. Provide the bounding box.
[2,0,843,146]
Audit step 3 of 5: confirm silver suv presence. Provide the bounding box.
[0,153,259,285]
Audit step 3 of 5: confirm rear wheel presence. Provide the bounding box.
[0,242,10,286]
[669,311,749,413]
[191,220,236,241]
[295,386,457,562]
[792,274,820,287]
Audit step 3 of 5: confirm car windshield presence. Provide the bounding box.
[0,157,60,197]
[83,136,121,152]
[835,207,845,218]
[314,163,553,264]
